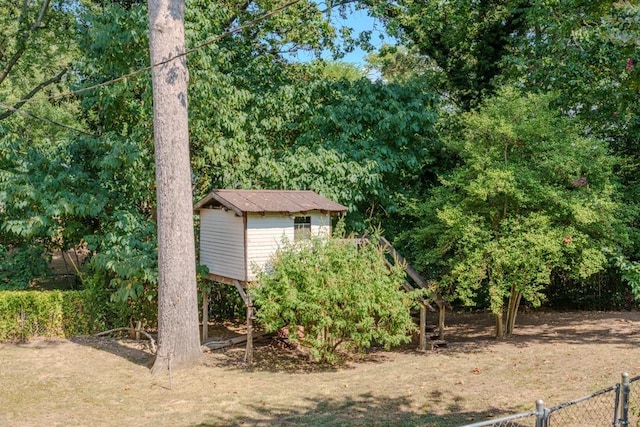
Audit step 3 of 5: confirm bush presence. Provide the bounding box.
[251,235,417,363]
[0,290,95,341]
[544,269,637,311]
[201,282,245,321]
[80,270,157,331]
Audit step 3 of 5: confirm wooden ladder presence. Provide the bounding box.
[379,237,447,350]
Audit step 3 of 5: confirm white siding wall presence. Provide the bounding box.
[245,212,332,281]
[246,214,292,281]
[311,213,332,237]
[200,208,246,281]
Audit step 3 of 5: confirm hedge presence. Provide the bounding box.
[0,290,95,342]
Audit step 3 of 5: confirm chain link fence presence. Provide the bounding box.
[627,374,640,427]
[0,291,94,342]
[464,373,640,427]
[464,409,539,427]
[4,307,68,342]
[545,384,619,426]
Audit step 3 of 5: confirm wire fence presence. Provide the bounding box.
[628,374,640,427]
[464,373,640,427]
[0,303,92,342]
[3,308,67,342]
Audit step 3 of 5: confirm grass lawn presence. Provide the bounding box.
[1,311,639,426]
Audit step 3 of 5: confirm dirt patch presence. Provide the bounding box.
[1,311,639,426]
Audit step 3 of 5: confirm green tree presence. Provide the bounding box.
[367,0,638,132]
[365,45,434,84]
[252,233,416,363]
[0,0,95,289]
[0,135,106,289]
[367,0,530,109]
[504,2,639,153]
[243,74,439,229]
[0,0,81,123]
[365,0,640,308]
[406,87,625,337]
[1,0,439,315]
[73,0,440,243]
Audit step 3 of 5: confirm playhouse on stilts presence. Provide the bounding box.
[194,189,445,363]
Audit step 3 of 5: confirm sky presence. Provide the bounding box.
[287,7,395,69]
[330,8,394,67]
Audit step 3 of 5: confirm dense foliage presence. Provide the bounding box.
[0,0,638,337]
[0,290,96,341]
[400,88,626,336]
[252,234,416,363]
[368,0,640,320]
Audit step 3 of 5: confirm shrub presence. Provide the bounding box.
[201,281,245,321]
[79,270,157,331]
[251,235,417,363]
[0,290,95,341]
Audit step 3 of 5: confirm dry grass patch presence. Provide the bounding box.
[1,311,639,426]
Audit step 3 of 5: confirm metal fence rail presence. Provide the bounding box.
[462,406,540,427]
[464,373,639,427]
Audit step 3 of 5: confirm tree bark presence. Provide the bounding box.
[495,310,504,339]
[506,288,522,336]
[148,0,201,373]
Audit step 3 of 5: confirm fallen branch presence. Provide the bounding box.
[95,327,157,354]
[201,332,267,351]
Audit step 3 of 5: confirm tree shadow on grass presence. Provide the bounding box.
[193,392,531,426]
[402,310,640,355]
[210,308,640,374]
[208,340,395,374]
[70,335,154,367]
[71,310,640,372]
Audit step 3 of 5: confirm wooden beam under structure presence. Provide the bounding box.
[204,274,255,366]
[231,279,254,366]
[202,288,208,342]
[207,273,243,286]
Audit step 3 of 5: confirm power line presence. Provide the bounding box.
[0,101,96,136]
[0,0,303,109]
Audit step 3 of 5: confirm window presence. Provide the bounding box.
[294,216,311,240]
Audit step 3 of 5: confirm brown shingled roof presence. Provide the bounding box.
[194,189,347,216]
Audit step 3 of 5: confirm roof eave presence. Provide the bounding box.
[193,191,244,217]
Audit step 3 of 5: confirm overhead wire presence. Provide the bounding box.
[0,0,302,133]
[2,0,302,107]
[0,100,96,136]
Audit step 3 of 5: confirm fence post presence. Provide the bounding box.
[620,372,630,427]
[614,382,621,427]
[535,399,548,427]
[20,307,25,343]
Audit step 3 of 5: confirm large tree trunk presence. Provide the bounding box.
[148,0,201,373]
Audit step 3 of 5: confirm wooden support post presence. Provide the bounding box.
[245,300,253,366]
[419,304,427,351]
[438,301,446,340]
[202,289,209,343]
[202,277,256,363]
[232,280,254,366]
